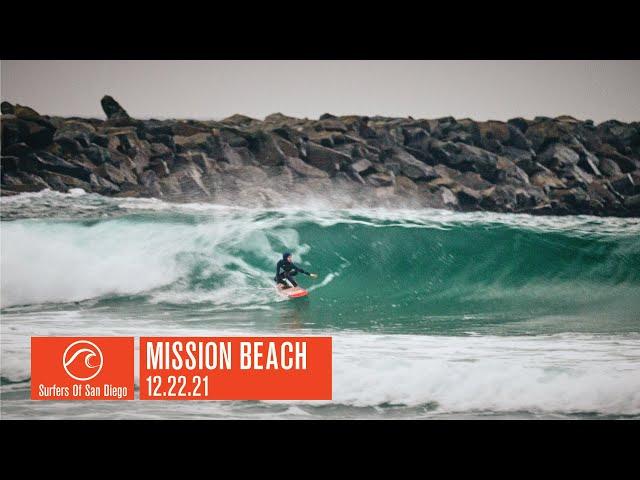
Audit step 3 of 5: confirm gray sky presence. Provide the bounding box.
[1,60,639,123]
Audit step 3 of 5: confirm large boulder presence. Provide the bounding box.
[221,114,259,127]
[596,120,640,155]
[14,104,43,121]
[453,171,494,191]
[1,101,15,114]
[22,152,93,181]
[84,145,111,165]
[455,186,483,207]
[395,175,419,194]
[23,120,56,149]
[381,147,438,181]
[435,142,500,182]
[100,95,130,120]
[147,158,171,177]
[316,118,348,133]
[530,168,567,191]
[174,133,220,156]
[305,142,350,172]
[576,147,601,176]
[175,151,216,174]
[1,156,20,173]
[471,120,532,152]
[538,143,580,170]
[549,188,592,214]
[366,172,395,187]
[90,174,121,194]
[610,173,637,196]
[274,137,300,158]
[494,157,530,186]
[598,157,623,177]
[479,185,519,212]
[40,171,91,191]
[559,165,594,189]
[524,119,576,152]
[624,194,640,212]
[96,162,138,186]
[2,114,57,150]
[169,165,210,198]
[245,131,287,166]
[285,156,329,178]
[350,158,375,175]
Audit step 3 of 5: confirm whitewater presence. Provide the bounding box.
[1,189,639,419]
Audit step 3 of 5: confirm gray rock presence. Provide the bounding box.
[611,174,636,196]
[140,170,162,196]
[440,187,459,207]
[219,144,246,167]
[502,145,535,165]
[174,133,219,156]
[456,186,483,206]
[367,172,395,187]
[56,136,83,154]
[84,145,111,165]
[494,157,530,186]
[346,170,366,185]
[96,163,138,186]
[1,101,15,115]
[90,173,121,194]
[3,142,32,157]
[285,156,329,178]
[530,168,567,192]
[101,95,130,120]
[559,165,594,188]
[577,149,601,176]
[150,142,174,159]
[624,194,640,208]
[610,153,639,173]
[40,171,91,191]
[598,158,622,177]
[1,156,20,173]
[173,165,210,197]
[381,147,438,181]
[147,158,170,177]
[306,142,350,172]
[538,143,580,169]
[245,131,287,166]
[350,158,374,174]
[5,97,640,216]
[23,152,92,181]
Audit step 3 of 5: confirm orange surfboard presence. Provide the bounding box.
[275,284,309,298]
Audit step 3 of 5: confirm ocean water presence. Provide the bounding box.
[1,189,639,419]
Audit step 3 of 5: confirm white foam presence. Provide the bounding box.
[0,210,329,307]
[328,332,640,415]
[2,322,638,416]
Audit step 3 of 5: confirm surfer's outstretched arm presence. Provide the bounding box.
[291,264,309,275]
[292,264,317,278]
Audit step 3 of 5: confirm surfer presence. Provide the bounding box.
[275,252,317,289]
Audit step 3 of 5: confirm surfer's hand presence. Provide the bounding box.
[310,273,318,278]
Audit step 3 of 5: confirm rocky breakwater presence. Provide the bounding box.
[2,96,640,216]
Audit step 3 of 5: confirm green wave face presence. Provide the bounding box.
[2,192,640,335]
[286,219,640,333]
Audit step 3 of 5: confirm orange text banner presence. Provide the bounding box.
[139,336,332,400]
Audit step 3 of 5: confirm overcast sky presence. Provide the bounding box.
[1,60,639,123]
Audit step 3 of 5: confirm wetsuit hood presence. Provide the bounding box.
[283,252,292,261]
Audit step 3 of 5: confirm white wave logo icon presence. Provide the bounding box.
[62,340,104,381]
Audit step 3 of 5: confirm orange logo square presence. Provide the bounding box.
[31,337,134,400]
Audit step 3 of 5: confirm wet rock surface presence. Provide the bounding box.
[2,98,639,216]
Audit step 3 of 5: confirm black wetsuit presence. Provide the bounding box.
[275,260,310,288]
